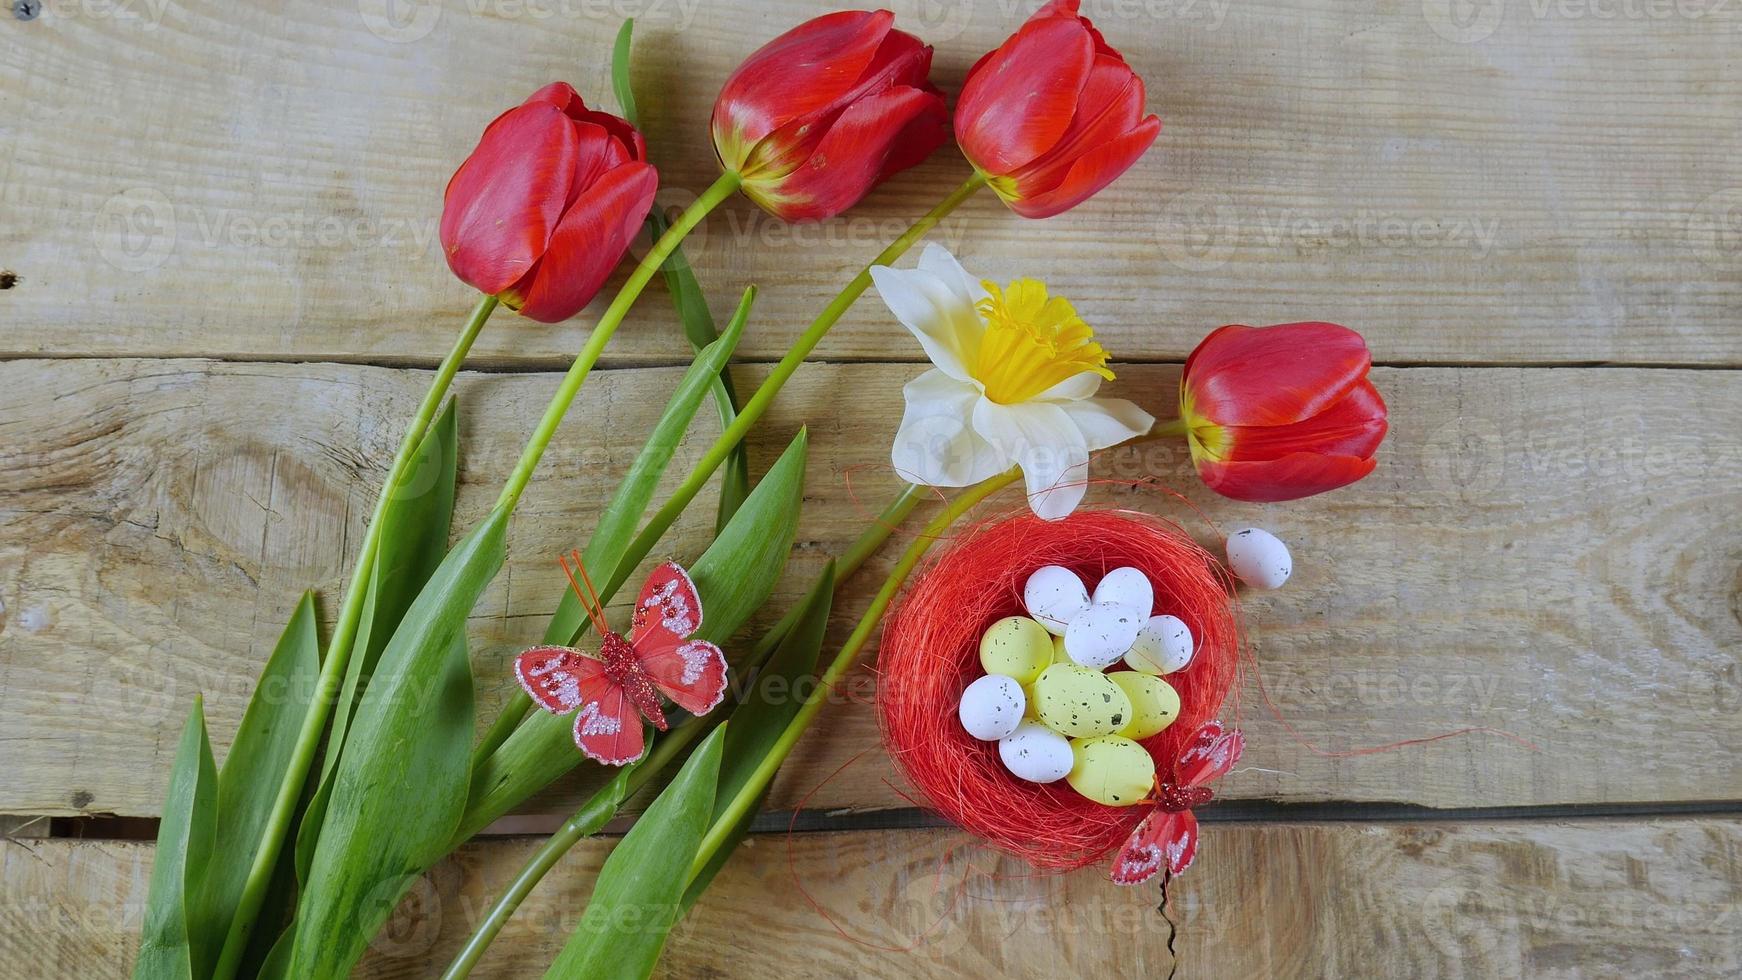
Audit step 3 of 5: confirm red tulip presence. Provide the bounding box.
[711,9,949,221]
[440,83,658,323]
[1180,322,1388,502]
[956,0,1161,218]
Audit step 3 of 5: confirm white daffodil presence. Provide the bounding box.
[871,244,1154,519]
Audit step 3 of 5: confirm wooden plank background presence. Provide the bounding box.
[7,820,1741,977]
[2,0,1739,976]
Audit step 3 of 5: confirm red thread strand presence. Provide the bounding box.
[1247,664,1542,757]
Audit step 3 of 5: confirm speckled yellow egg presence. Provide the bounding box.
[1109,672,1180,740]
[1031,664,1132,738]
[1067,735,1156,807]
[978,616,1054,686]
[1026,639,1084,720]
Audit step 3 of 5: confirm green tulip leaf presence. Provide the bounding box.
[459,428,808,842]
[287,506,507,977]
[612,16,749,532]
[544,293,751,649]
[297,398,460,883]
[682,561,835,908]
[474,300,750,765]
[609,18,641,126]
[544,725,727,980]
[685,427,808,646]
[134,697,219,980]
[195,592,322,965]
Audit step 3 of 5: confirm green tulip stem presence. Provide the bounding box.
[1151,416,1189,439]
[219,169,737,980]
[440,481,928,980]
[472,171,988,764]
[493,170,743,514]
[465,172,743,766]
[687,466,1020,884]
[613,171,988,608]
[213,292,497,980]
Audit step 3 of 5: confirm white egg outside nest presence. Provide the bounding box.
[1226,527,1292,590]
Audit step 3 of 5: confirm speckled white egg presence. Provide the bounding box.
[1125,614,1195,675]
[1226,528,1292,590]
[958,674,1026,741]
[1063,601,1144,669]
[961,675,1024,745]
[1023,565,1090,636]
[998,721,1074,783]
[1091,566,1154,615]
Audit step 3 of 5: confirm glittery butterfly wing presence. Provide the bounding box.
[1176,720,1245,788]
[1112,808,1198,884]
[513,645,645,766]
[514,645,591,714]
[570,675,645,767]
[1111,721,1244,885]
[627,561,728,717]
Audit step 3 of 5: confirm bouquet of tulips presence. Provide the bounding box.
[132,4,1387,979]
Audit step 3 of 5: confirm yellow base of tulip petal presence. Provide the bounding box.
[1179,392,1231,462]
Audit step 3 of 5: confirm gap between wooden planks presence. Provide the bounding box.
[3,0,1739,365]
[2,358,1738,823]
[3,819,1739,978]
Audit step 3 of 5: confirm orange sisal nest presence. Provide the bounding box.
[876,509,1240,871]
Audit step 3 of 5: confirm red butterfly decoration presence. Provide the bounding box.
[1110,721,1244,885]
[514,552,727,766]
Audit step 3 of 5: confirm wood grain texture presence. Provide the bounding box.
[4,819,1739,978]
[3,358,1738,819]
[4,0,1740,365]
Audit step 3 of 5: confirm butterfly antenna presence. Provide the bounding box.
[558,552,607,634]
[571,548,607,612]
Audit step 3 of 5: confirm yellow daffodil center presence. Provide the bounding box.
[971,277,1114,404]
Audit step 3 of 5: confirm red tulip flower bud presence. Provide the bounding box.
[440,83,659,323]
[1180,322,1389,502]
[711,9,949,222]
[955,0,1161,218]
